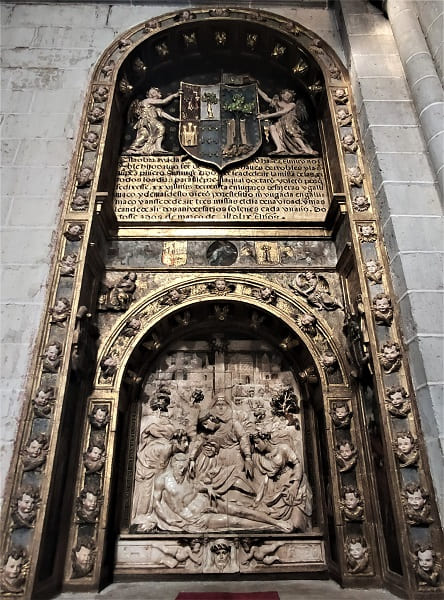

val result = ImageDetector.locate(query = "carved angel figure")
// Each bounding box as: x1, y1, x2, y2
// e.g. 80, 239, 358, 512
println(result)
252, 286, 277, 305
402, 482, 433, 526
11, 487, 40, 529
93, 85, 108, 103
413, 544, 441, 587
32, 386, 55, 418
296, 313, 317, 337
337, 107, 352, 126
60, 253, 77, 277
207, 279, 236, 295
364, 259, 383, 284
0, 548, 28, 595
64, 223, 84, 242
49, 297, 71, 327
333, 88, 348, 104
71, 193, 89, 211
393, 431, 419, 467
372, 293, 393, 326
83, 131, 99, 152
321, 350, 338, 374
385, 385, 410, 418
239, 538, 284, 567
289, 271, 342, 311
87, 106, 105, 123
342, 134, 358, 153
345, 536, 369, 574
121, 318, 141, 338
160, 287, 190, 306
335, 440, 357, 472
378, 341, 401, 373
352, 195, 370, 212
124, 87, 180, 156
42, 341, 62, 373
330, 401, 352, 429
76, 487, 101, 523
348, 166, 363, 187
98, 272, 137, 312
83, 441, 106, 474
71, 538, 96, 579
258, 87, 318, 156
21, 433, 49, 472
89, 405, 110, 429
340, 485, 364, 521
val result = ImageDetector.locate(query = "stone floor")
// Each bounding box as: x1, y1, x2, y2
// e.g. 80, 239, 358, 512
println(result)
55, 579, 401, 600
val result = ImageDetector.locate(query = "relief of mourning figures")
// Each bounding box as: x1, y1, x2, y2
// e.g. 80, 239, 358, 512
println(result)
393, 431, 419, 468
11, 487, 40, 529
130, 346, 313, 536
0, 548, 28, 595
98, 272, 137, 312
21, 433, 49, 472
401, 482, 433, 526
413, 544, 441, 587
340, 486, 364, 522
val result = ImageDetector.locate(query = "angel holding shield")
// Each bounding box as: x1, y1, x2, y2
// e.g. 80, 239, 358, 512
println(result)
257, 88, 318, 156
125, 87, 180, 155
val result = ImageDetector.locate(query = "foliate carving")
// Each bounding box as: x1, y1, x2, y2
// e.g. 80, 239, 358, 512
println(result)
60, 253, 77, 277
64, 223, 84, 242
0, 548, 28, 595
393, 431, 419, 467
207, 279, 236, 295
347, 166, 364, 187
160, 287, 191, 306
257, 88, 318, 156
76, 487, 102, 523
345, 536, 370, 574
402, 483, 433, 526
289, 272, 342, 311
336, 107, 352, 126
83, 441, 106, 474
98, 272, 137, 312
49, 297, 71, 327
413, 544, 441, 587
88, 405, 110, 430
352, 195, 370, 212
340, 486, 364, 522
93, 85, 108, 103
378, 341, 402, 373
342, 134, 358, 153
335, 440, 357, 472
71, 538, 96, 579
83, 131, 99, 152
252, 286, 277, 305
11, 486, 40, 529
333, 88, 348, 104
32, 386, 54, 418
42, 340, 62, 373
121, 318, 142, 338
330, 401, 352, 429
385, 386, 410, 418
372, 293, 393, 326
295, 314, 317, 337
364, 259, 383, 284
21, 433, 49, 472
124, 88, 180, 156
87, 106, 105, 124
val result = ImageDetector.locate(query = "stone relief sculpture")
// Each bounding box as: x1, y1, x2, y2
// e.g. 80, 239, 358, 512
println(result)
364, 259, 383, 284
83, 131, 99, 152
160, 287, 191, 306
239, 538, 284, 568
121, 318, 142, 338
257, 88, 318, 156
330, 401, 352, 429
83, 441, 106, 474
336, 107, 352, 126
402, 483, 433, 526
378, 341, 402, 374
320, 350, 338, 374
372, 293, 393, 326
333, 88, 348, 104
347, 166, 364, 187
77, 166, 93, 187
340, 486, 364, 522
76, 487, 102, 523
295, 314, 317, 338
207, 279, 236, 295
125, 87, 180, 155
385, 386, 410, 418
358, 223, 377, 243
87, 106, 105, 124
71, 538, 96, 579
49, 297, 71, 327
0, 548, 28, 595
93, 85, 109, 103
413, 544, 441, 587
289, 272, 342, 311
100, 354, 119, 380
342, 134, 358, 153
32, 386, 55, 418
11, 487, 40, 529
207, 540, 236, 573
345, 536, 369, 574
21, 433, 49, 472
252, 286, 277, 305
98, 272, 137, 312
335, 440, 357, 472
130, 342, 312, 537
64, 223, 84, 242
42, 341, 62, 373
89, 405, 110, 430
393, 431, 419, 467
60, 253, 78, 277
352, 195, 370, 212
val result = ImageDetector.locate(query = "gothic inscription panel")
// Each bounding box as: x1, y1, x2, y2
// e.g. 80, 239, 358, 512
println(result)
113, 156, 328, 222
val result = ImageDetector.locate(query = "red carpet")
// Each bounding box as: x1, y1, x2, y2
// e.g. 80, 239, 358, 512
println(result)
175, 593, 279, 600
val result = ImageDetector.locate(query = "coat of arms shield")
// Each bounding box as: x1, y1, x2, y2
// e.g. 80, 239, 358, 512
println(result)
179, 81, 261, 170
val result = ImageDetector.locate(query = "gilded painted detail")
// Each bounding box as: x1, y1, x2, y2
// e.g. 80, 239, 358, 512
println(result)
345, 536, 370, 574
393, 431, 419, 468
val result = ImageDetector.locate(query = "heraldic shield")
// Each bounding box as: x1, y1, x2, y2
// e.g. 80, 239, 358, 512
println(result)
179, 81, 262, 170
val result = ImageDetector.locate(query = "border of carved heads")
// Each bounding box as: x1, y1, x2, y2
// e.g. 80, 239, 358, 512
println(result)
93, 274, 348, 391
330, 77, 443, 591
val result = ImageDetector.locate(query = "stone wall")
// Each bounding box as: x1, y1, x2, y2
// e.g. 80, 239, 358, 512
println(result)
1, 1, 442, 519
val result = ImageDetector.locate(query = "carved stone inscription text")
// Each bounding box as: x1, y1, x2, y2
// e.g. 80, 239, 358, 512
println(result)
114, 156, 328, 222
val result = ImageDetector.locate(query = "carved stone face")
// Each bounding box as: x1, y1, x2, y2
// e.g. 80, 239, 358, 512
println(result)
4, 556, 23, 582
260, 287, 272, 299
407, 490, 426, 511
68, 224, 82, 237
389, 390, 405, 407
34, 390, 51, 407
397, 436, 413, 454
93, 408, 107, 425
343, 134, 354, 145
87, 447, 103, 462
366, 260, 378, 273
213, 547, 230, 570
82, 492, 98, 514
361, 225, 373, 237
75, 546, 92, 571
335, 406, 348, 420
339, 443, 353, 460
349, 542, 365, 560
418, 549, 434, 571
26, 440, 43, 458
215, 279, 227, 291
344, 492, 359, 510
17, 493, 35, 519
384, 344, 399, 361
171, 455, 188, 481
214, 396, 229, 417
375, 297, 390, 312
46, 344, 60, 361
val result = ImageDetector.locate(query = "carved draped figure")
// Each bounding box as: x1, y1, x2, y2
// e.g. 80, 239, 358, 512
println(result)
127, 102, 166, 156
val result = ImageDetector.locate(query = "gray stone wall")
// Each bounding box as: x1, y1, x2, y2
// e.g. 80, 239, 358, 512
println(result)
1, 1, 442, 520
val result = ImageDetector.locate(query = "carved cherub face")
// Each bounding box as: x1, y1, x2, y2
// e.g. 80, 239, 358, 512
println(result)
214, 279, 227, 291
374, 296, 390, 312
17, 493, 35, 519
354, 196, 368, 209
335, 405, 348, 420
93, 408, 108, 426
54, 298, 69, 313
397, 435, 413, 454
90, 107, 104, 118
407, 489, 426, 511
343, 134, 355, 145
366, 260, 379, 273
339, 442, 353, 459
344, 491, 359, 510
34, 389, 52, 407
75, 546, 92, 570
26, 439, 43, 459
68, 224, 82, 237
335, 89, 346, 100
169, 289, 180, 301
260, 287, 273, 299
389, 389, 406, 408
82, 492, 98, 514
46, 344, 60, 361
337, 108, 348, 120
87, 446, 103, 462
301, 314, 315, 327
64, 254, 76, 266
4, 556, 23, 582
361, 225, 373, 237
418, 549, 434, 571
383, 343, 400, 362
349, 542, 365, 560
